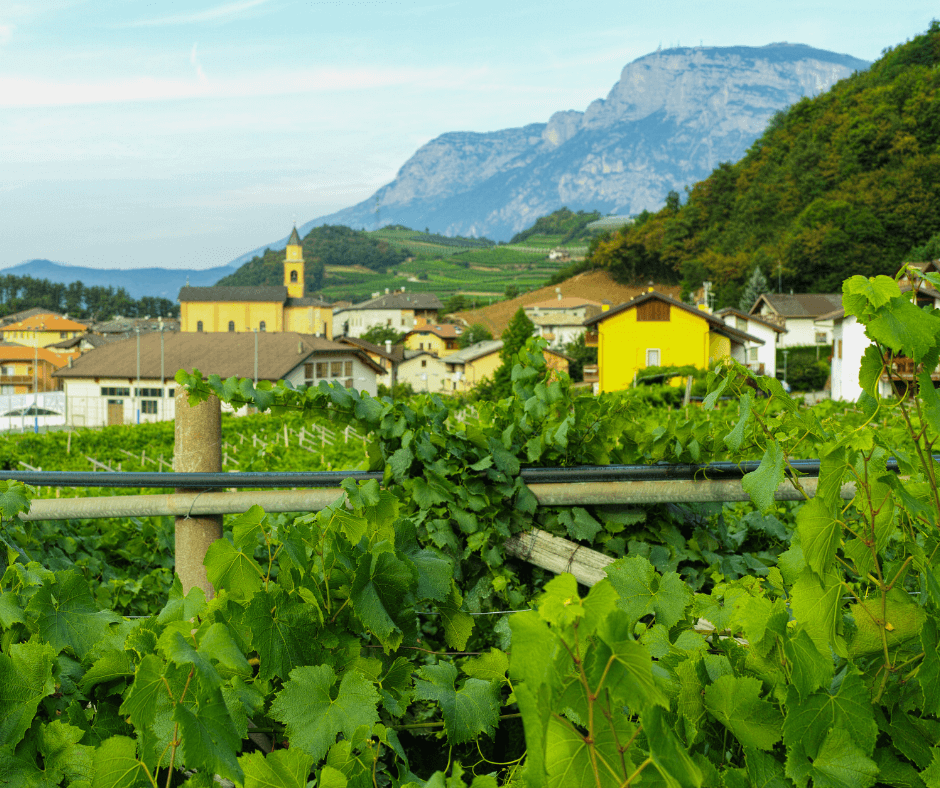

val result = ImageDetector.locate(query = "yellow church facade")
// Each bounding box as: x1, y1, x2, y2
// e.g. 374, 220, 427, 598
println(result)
179, 227, 333, 338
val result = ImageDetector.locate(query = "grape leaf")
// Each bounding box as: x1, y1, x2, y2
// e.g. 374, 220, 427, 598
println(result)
37, 720, 93, 785
703, 675, 783, 751
25, 570, 121, 660
203, 537, 263, 601
796, 497, 840, 577
438, 584, 474, 651
174, 685, 244, 784
789, 568, 844, 656
606, 555, 691, 628
462, 649, 509, 683
793, 727, 878, 788
350, 550, 415, 651
90, 734, 150, 788
240, 748, 316, 788
270, 665, 380, 763
230, 505, 267, 553
415, 662, 500, 744
0, 641, 55, 749
783, 628, 834, 700
0, 480, 30, 519
243, 589, 318, 681
742, 442, 784, 514
644, 705, 704, 788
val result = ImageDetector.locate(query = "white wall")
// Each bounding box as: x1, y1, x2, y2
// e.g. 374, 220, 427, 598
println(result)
283, 355, 378, 398
337, 309, 414, 338
397, 355, 447, 392
830, 316, 868, 402
64, 377, 176, 428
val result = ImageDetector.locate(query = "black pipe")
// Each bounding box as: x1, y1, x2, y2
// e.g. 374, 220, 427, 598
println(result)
0, 456, 931, 489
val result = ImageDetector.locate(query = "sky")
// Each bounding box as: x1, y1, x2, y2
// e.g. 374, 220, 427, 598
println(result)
0, 1, 936, 272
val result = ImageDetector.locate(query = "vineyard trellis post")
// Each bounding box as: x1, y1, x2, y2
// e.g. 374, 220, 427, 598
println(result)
173, 387, 223, 598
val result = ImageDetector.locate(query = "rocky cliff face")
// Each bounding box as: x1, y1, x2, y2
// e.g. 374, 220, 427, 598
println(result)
308, 43, 869, 241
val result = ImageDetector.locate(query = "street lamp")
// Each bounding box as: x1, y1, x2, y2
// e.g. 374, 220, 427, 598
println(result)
783, 349, 789, 390
247, 328, 258, 386
136, 327, 141, 424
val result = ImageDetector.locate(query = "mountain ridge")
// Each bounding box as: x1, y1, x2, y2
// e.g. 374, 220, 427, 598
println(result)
305, 42, 869, 242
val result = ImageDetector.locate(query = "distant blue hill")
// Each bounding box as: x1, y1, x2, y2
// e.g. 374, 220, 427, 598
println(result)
0, 260, 238, 301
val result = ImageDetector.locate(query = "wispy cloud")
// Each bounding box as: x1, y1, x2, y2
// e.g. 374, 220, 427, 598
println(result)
0, 23, 13, 44
190, 43, 208, 83
0, 63, 480, 108
118, 0, 271, 28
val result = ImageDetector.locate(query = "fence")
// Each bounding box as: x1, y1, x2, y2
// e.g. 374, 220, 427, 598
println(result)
0, 390, 867, 598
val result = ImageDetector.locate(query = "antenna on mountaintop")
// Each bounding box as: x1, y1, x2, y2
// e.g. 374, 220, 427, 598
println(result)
375, 195, 381, 231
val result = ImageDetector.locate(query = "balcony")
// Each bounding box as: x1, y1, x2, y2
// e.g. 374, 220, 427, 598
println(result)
584, 330, 599, 347
884, 357, 940, 380
0, 374, 34, 386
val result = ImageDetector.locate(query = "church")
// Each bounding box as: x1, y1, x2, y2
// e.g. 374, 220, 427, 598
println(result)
178, 227, 333, 338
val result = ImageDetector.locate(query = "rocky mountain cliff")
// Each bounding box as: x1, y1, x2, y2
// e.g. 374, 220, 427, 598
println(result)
307, 44, 868, 242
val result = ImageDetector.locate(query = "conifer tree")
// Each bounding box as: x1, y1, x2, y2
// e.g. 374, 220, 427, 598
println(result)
491, 308, 536, 397
738, 266, 769, 312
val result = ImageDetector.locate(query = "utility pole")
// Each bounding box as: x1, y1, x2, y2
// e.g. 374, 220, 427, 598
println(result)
136, 327, 141, 424
160, 322, 165, 422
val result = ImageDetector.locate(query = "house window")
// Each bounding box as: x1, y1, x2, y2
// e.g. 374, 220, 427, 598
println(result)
101, 387, 131, 396
135, 388, 163, 397
646, 349, 661, 367
331, 361, 343, 377
735, 317, 748, 332
815, 331, 827, 344
419, 342, 424, 350
637, 301, 669, 321
421, 360, 427, 368
290, 270, 298, 283
228, 321, 235, 332
141, 400, 158, 415
316, 362, 328, 378
197, 321, 203, 332
748, 347, 758, 362
838, 340, 843, 359
344, 361, 353, 377
259, 321, 266, 332
60, 331, 68, 338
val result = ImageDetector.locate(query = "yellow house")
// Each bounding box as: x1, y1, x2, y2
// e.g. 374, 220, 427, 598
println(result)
584, 291, 763, 393
442, 339, 570, 393
0, 346, 67, 394
179, 227, 333, 338
0, 313, 87, 348
404, 323, 463, 357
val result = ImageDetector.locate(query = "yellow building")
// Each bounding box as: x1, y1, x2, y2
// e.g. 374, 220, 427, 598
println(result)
0, 313, 87, 348
442, 339, 570, 393
584, 291, 762, 393
0, 346, 67, 394
404, 323, 463, 357
179, 227, 333, 338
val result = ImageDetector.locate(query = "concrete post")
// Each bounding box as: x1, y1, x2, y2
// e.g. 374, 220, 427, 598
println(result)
174, 388, 222, 598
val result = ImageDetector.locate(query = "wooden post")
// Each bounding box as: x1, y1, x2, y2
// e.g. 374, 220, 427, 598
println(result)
174, 388, 222, 599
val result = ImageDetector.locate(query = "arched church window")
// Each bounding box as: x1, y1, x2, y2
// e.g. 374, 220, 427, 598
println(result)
197, 321, 203, 332
228, 321, 235, 332
290, 270, 298, 283
259, 321, 266, 332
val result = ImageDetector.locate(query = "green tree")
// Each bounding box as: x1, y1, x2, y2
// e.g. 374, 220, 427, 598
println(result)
738, 266, 769, 311
361, 325, 406, 345
564, 332, 597, 382
907, 230, 940, 262
491, 308, 536, 397
458, 323, 493, 349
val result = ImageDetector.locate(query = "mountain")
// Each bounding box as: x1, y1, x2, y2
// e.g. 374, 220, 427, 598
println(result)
0, 260, 238, 301
583, 23, 940, 305
304, 43, 868, 242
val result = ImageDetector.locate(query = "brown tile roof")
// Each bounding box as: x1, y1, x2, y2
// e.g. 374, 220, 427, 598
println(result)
337, 336, 396, 361
0, 346, 70, 366
286, 296, 331, 308
342, 292, 443, 311
54, 332, 384, 380
408, 323, 461, 339
0, 307, 64, 325
749, 293, 843, 318
1, 314, 88, 332
179, 286, 288, 303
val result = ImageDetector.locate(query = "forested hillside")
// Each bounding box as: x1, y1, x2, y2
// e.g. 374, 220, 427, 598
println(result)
0, 273, 175, 320
586, 23, 940, 306
216, 225, 411, 292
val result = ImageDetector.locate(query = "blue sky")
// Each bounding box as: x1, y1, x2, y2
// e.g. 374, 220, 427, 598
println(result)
0, 1, 936, 271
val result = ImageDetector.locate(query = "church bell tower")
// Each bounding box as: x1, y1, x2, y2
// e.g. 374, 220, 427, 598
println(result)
284, 225, 305, 299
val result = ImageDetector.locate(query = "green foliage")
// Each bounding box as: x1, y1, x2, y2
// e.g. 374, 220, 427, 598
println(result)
9, 270, 940, 785
458, 324, 493, 349
361, 324, 406, 345
738, 266, 769, 311
509, 207, 603, 245
491, 309, 536, 398
0, 274, 175, 321
563, 332, 596, 382
584, 24, 940, 304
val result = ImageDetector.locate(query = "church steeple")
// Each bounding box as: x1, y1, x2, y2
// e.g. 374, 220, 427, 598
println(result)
284, 225, 305, 299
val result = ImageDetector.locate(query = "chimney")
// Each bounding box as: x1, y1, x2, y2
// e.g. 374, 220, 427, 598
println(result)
602, 300, 610, 312
556, 287, 562, 301
385, 339, 392, 355
297, 341, 303, 354
67, 356, 72, 368
385, 288, 390, 295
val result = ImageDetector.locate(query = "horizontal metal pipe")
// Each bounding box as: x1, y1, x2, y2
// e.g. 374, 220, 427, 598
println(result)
20, 476, 859, 521
4, 456, 929, 490
21, 488, 348, 521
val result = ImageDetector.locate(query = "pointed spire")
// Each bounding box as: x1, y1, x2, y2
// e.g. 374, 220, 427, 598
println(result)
288, 225, 302, 246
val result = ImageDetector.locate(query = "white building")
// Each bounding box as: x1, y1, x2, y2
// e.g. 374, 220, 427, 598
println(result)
334, 290, 443, 339
822, 281, 940, 402
396, 350, 448, 393
749, 293, 843, 348
53, 332, 383, 428
524, 296, 602, 349
715, 308, 787, 378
